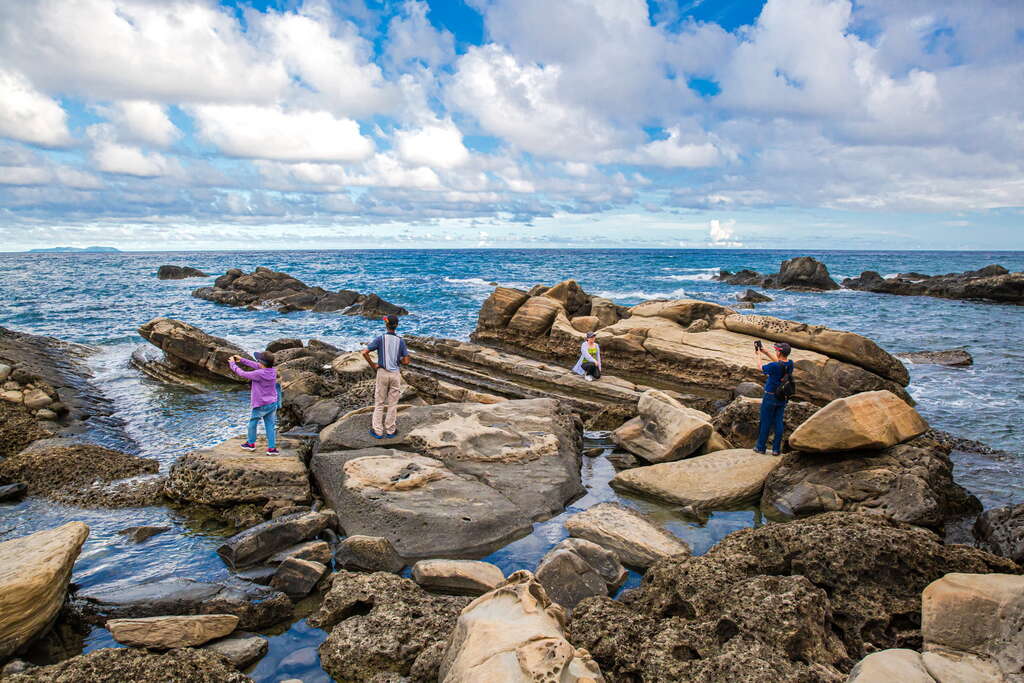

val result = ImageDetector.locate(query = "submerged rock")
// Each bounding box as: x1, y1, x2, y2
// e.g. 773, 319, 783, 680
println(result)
192, 266, 408, 318
438, 570, 605, 682
157, 265, 208, 279
3, 647, 252, 682
568, 512, 1019, 681
611, 449, 781, 509
842, 264, 1024, 304
896, 348, 974, 367
201, 631, 269, 670
762, 435, 981, 528
309, 571, 470, 682
974, 502, 1024, 564
0, 522, 89, 659
564, 502, 690, 569
106, 614, 238, 649
117, 525, 170, 543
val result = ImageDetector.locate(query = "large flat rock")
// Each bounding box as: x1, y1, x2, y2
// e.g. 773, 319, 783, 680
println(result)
164, 435, 310, 506
611, 448, 780, 508
217, 510, 334, 568
107, 614, 238, 649
789, 390, 928, 452
0, 522, 89, 658
564, 502, 690, 569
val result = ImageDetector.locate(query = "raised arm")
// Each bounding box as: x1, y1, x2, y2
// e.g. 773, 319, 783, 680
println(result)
228, 359, 261, 379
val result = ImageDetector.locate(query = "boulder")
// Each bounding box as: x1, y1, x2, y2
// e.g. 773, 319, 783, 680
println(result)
974, 503, 1024, 564
411, 560, 505, 595
611, 449, 781, 508
266, 337, 303, 353
106, 614, 238, 649
507, 296, 564, 335
733, 381, 763, 398
216, 510, 334, 568
569, 512, 1019, 682
610, 390, 712, 464
309, 571, 470, 682
722, 314, 908, 385
157, 265, 208, 279
553, 538, 627, 592
628, 298, 734, 326
774, 256, 839, 290
0, 522, 89, 658
788, 390, 928, 452
842, 265, 1024, 304
896, 348, 974, 367
335, 535, 405, 573
922, 573, 1024, 679
22, 388, 52, 410
202, 631, 269, 669
164, 435, 310, 507
737, 289, 773, 303
137, 317, 245, 383
271, 557, 327, 600
266, 540, 332, 567
438, 571, 605, 682
477, 287, 530, 329
847, 649, 935, 682
711, 396, 819, 450
72, 577, 292, 631
118, 525, 170, 543
3, 647, 251, 683
535, 541, 622, 610
762, 436, 981, 528
564, 502, 690, 568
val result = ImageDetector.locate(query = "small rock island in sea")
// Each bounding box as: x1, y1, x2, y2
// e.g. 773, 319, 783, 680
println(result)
1, 275, 1022, 682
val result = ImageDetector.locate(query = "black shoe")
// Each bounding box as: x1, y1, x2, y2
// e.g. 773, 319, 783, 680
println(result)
752, 448, 766, 454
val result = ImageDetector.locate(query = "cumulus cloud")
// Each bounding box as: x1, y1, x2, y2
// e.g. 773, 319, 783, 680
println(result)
88, 123, 178, 177
0, 69, 72, 147
708, 218, 742, 247
99, 101, 180, 148
386, 0, 455, 68
189, 105, 375, 162
395, 120, 469, 169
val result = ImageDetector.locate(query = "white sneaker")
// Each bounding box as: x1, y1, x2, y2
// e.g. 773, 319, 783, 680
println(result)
585, 376, 594, 382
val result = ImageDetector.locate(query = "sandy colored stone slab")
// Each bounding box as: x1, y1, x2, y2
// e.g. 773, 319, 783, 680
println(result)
0, 522, 89, 658
107, 614, 238, 649
412, 559, 505, 595
610, 389, 712, 464
789, 390, 928, 452
611, 448, 780, 508
847, 649, 935, 682
565, 502, 689, 569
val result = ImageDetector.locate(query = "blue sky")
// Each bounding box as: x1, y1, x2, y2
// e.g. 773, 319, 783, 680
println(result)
0, 0, 1022, 250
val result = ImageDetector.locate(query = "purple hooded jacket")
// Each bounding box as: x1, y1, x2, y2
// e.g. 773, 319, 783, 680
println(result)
229, 358, 279, 408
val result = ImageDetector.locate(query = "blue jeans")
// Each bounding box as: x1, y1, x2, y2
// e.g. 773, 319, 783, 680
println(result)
756, 393, 787, 453
247, 402, 277, 449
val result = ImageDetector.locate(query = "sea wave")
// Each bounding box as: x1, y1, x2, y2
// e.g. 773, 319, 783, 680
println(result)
595, 287, 688, 301
655, 266, 720, 282
444, 276, 496, 287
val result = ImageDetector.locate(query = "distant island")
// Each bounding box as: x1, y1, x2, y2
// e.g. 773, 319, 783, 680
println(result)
27, 246, 121, 253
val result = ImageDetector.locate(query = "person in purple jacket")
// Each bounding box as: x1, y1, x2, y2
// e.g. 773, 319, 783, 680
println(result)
229, 351, 281, 455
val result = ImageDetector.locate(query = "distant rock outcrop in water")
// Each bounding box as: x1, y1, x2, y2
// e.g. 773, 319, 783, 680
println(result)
192, 267, 408, 317
842, 264, 1024, 304
157, 265, 207, 280
715, 256, 840, 291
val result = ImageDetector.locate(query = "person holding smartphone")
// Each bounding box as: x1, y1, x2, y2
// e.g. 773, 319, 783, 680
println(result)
752, 340, 793, 455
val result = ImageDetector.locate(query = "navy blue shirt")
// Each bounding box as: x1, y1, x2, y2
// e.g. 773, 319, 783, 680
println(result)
762, 360, 794, 394
367, 333, 409, 372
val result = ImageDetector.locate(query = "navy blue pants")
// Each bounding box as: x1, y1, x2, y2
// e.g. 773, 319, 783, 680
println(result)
756, 393, 787, 453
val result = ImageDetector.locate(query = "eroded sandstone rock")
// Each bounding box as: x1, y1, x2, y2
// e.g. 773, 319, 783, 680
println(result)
712, 396, 819, 450
3, 647, 252, 683
335, 535, 405, 573
610, 390, 712, 463
411, 560, 505, 595
564, 502, 690, 569
0, 522, 89, 659
788, 390, 928, 452
106, 614, 238, 649
137, 317, 245, 383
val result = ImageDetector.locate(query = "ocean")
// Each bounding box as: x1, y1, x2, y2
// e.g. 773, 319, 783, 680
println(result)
1, 248, 1022, 681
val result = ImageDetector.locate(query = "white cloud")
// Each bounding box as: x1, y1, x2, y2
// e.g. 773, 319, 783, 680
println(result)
385, 0, 455, 68
0, 69, 72, 147
395, 120, 469, 169
100, 101, 180, 148
622, 127, 724, 168
190, 105, 375, 162
708, 218, 742, 247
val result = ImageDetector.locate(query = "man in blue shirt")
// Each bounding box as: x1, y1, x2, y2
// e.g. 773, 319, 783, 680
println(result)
362, 314, 410, 438
753, 341, 794, 455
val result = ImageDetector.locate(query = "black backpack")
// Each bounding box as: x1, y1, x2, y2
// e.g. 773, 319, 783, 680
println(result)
774, 362, 796, 400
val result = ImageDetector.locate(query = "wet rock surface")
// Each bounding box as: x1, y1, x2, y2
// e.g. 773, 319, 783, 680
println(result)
4, 647, 252, 682
308, 571, 470, 682
974, 502, 1024, 564
716, 256, 840, 291
565, 502, 690, 569
106, 614, 238, 649
896, 348, 974, 367
216, 510, 334, 568
762, 435, 981, 528
192, 266, 408, 317
569, 512, 1020, 682
842, 264, 1024, 304
157, 265, 208, 279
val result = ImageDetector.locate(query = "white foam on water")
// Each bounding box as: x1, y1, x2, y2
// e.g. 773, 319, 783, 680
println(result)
443, 276, 495, 287
594, 287, 689, 301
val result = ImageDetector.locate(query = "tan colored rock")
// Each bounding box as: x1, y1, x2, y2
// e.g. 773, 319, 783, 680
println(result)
611, 390, 712, 463
0, 522, 90, 658
438, 570, 605, 682
507, 296, 564, 335
107, 614, 238, 649
35, 408, 58, 421
330, 352, 373, 380
477, 287, 530, 329
847, 649, 935, 682
789, 390, 928, 452
137, 317, 245, 383
412, 560, 505, 595
698, 430, 733, 455
723, 313, 909, 385
543, 279, 590, 315
565, 502, 690, 568
610, 449, 780, 508
551, 311, 586, 341
922, 573, 1024, 677
21, 389, 52, 410
922, 649, 1004, 683
571, 316, 601, 333
589, 297, 621, 328
1, 390, 22, 403
628, 299, 734, 326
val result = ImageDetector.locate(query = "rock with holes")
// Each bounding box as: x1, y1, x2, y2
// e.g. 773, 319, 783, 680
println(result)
712, 396, 819, 450
568, 512, 1018, 682
565, 502, 690, 569
309, 571, 470, 682
610, 390, 713, 464
974, 502, 1024, 564
438, 570, 605, 682
2, 647, 252, 683
411, 560, 505, 595
611, 448, 780, 509
788, 390, 928, 453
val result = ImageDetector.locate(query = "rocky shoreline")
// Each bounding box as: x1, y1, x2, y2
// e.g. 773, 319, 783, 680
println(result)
2, 283, 1023, 682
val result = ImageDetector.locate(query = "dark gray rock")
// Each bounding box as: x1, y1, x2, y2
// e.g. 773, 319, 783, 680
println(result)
606, 451, 641, 471
0, 482, 28, 501
737, 289, 773, 303
554, 537, 627, 592
717, 257, 839, 291
157, 265, 207, 279
842, 265, 1024, 304
266, 338, 303, 353
267, 540, 332, 566
335, 535, 405, 573
271, 557, 327, 600
72, 577, 292, 630
974, 502, 1024, 563
201, 631, 269, 669
896, 348, 973, 367
117, 525, 170, 543
216, 511, 333, 568
536, 548, 608, 610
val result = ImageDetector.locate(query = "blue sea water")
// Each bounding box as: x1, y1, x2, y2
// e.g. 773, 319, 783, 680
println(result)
1, 248, 1022, 680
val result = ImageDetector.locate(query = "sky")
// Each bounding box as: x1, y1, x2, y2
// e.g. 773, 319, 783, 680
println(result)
0, 0, 1022, 251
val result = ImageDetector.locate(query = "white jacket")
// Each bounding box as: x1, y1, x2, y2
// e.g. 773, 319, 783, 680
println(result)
572, 340, 601, 375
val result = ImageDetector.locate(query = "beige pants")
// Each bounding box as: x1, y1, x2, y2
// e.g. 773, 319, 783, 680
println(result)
372, 368, 402, 435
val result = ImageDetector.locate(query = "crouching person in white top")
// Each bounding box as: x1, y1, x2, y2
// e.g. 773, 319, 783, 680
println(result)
572, 331, 602, 381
